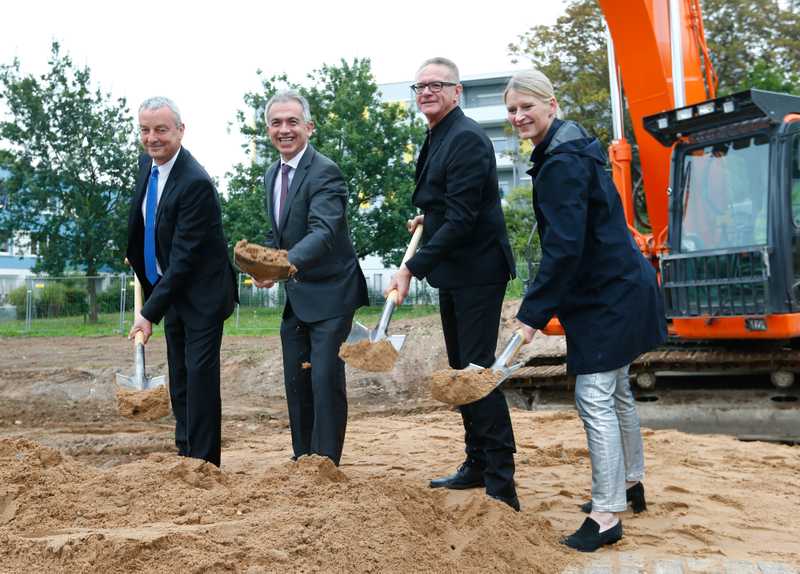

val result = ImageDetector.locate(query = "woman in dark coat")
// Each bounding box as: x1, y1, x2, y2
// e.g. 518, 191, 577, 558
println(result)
506, 69, 667, 552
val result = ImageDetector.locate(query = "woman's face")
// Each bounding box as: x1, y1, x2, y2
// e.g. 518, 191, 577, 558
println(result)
505, 89, 556, 146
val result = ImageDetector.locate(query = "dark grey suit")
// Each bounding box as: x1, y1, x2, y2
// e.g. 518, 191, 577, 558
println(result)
264, 144, 368, 465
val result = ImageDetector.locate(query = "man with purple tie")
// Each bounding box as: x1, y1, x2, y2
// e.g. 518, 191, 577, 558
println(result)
253, 91, 367, 466
126, 97, 237, 467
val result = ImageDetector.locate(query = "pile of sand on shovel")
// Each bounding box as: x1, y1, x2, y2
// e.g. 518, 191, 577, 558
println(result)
234, 240, 292, 282
116, 385, 171, 421
430, 368, 501, 406
339, 339, 399, 372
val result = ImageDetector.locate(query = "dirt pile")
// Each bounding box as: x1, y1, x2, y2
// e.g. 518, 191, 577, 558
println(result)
430, 368, 500, 405
116, 386, 171, 421
339, 339, 399, 372
0, 436, 575, 573
234, 240, 292, 282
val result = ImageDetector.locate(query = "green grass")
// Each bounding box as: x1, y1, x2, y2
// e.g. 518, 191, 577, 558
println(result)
0, 304, 441, 338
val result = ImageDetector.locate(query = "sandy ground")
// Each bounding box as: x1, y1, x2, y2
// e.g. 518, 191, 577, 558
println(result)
0, 310, 799, 573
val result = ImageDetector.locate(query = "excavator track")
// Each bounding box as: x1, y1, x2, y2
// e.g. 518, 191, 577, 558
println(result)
504, 346, 800, 444
507, 346, 800, 388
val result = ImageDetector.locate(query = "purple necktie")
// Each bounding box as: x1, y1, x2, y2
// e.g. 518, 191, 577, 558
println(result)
278, 163, 291, 227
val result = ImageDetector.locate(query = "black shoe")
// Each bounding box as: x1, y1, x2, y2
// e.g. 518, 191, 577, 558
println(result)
489, 494, 520, 512
561, 517, 623, 552
580, 482, 647, 514
429, 463, 485, 490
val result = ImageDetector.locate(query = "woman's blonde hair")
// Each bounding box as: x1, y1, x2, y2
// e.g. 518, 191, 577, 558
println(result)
504, 69, 562, 118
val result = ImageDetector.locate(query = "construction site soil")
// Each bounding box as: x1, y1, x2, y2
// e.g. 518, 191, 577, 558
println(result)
0, 303, 798, 573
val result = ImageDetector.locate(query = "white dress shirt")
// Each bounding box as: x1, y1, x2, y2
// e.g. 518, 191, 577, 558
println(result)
141, 147, 181, 275
273, 144, 308, 226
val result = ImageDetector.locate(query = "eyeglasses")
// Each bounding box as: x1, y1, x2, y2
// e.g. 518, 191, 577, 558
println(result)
410, 81, 458, 94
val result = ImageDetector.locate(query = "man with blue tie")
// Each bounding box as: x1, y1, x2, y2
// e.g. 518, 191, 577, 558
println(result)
126, 97, 237, 467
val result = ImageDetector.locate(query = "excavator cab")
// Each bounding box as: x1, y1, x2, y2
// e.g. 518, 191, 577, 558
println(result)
644, 89, 800, 340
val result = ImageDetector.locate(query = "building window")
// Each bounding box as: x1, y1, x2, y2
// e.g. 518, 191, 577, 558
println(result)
463, 84, 506, 108
491, 137, 510, 154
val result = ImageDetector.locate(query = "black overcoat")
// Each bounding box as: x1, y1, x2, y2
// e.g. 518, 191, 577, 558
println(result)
516, 120, 667, 374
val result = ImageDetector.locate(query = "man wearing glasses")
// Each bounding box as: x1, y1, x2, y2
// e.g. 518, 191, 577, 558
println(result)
386, 57, 519, 511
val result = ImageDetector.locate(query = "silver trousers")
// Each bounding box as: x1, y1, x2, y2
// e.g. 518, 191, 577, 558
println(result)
575, 365, 645, 513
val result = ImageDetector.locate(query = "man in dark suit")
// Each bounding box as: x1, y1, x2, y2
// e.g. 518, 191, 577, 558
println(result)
127, 97, 237, 467
253, 90, 368, 466
387, 58, 519, 511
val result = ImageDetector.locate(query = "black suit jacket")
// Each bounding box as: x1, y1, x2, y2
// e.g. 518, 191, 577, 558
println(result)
126, 148, 237, 329
405, 107, 515, 288
264, 145, 368, 323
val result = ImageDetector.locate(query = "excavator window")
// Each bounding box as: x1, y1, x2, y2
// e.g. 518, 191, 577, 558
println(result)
678, 136, 769, 253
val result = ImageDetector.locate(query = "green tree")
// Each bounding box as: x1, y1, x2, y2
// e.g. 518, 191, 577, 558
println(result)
702, 0, 800, 94
0, 42, 138, 322
224, 58, 426, 265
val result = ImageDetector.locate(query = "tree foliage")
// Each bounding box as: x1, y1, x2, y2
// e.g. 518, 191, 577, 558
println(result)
0, 42, 138, 321
702, 0, 800, 94
224, 58, 426, 265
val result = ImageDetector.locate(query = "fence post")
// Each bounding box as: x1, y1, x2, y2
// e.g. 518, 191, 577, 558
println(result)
235, 272, 241, 329
25, 276, 32, 332
119, 272, 127, 335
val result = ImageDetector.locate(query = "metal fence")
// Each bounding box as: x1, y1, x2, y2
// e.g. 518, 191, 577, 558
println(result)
0, 270, 443, 335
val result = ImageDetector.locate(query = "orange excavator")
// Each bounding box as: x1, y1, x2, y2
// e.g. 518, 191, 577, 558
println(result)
517, 0, 800, 391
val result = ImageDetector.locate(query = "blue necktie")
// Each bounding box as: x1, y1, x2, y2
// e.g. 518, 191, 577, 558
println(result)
144, 165, 160, 285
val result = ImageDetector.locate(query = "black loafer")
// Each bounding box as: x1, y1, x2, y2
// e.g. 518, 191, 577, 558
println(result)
429, 464, 485, 490
580, 482, 647, 514
561, 518, 623, 552
489, 494, 521, 512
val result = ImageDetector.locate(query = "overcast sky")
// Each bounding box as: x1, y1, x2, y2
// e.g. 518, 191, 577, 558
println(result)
1, 0, 566, 192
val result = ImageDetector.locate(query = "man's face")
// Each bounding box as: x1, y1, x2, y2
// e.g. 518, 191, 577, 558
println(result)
139, 107, 184, 165
267, 100, 314, 161
414, 64, 462, 126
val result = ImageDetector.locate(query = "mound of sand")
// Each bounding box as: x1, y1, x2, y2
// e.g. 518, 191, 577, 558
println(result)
116, 386, 171, 421
0, 436, 574, 573
430, 368, 500, 405
339, 339, 399, 372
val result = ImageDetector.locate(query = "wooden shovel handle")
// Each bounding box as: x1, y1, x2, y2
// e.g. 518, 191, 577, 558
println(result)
132, 269, 145, 346
387, 225, 424, 304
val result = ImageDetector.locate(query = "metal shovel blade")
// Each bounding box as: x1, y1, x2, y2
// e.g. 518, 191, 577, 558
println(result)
116, 341, 167, 390
345, 321, 372, 345
460, 331, 527, 402
385, 334, 406, 352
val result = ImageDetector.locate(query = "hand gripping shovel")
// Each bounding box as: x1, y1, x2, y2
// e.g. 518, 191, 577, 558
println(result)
116, 273, 166, 390
340, 224, 424, 372
431, 330, 526, 406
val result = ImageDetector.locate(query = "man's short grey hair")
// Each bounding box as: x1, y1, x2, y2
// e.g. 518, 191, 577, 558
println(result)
265, 90, 312, 123
416, 57, 460, 82
139, 97, 183, 126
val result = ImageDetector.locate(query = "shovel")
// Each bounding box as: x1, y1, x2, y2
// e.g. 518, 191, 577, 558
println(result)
116, 273, 166, 391
431, 330, 527, 406
341, 224, 423, 370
